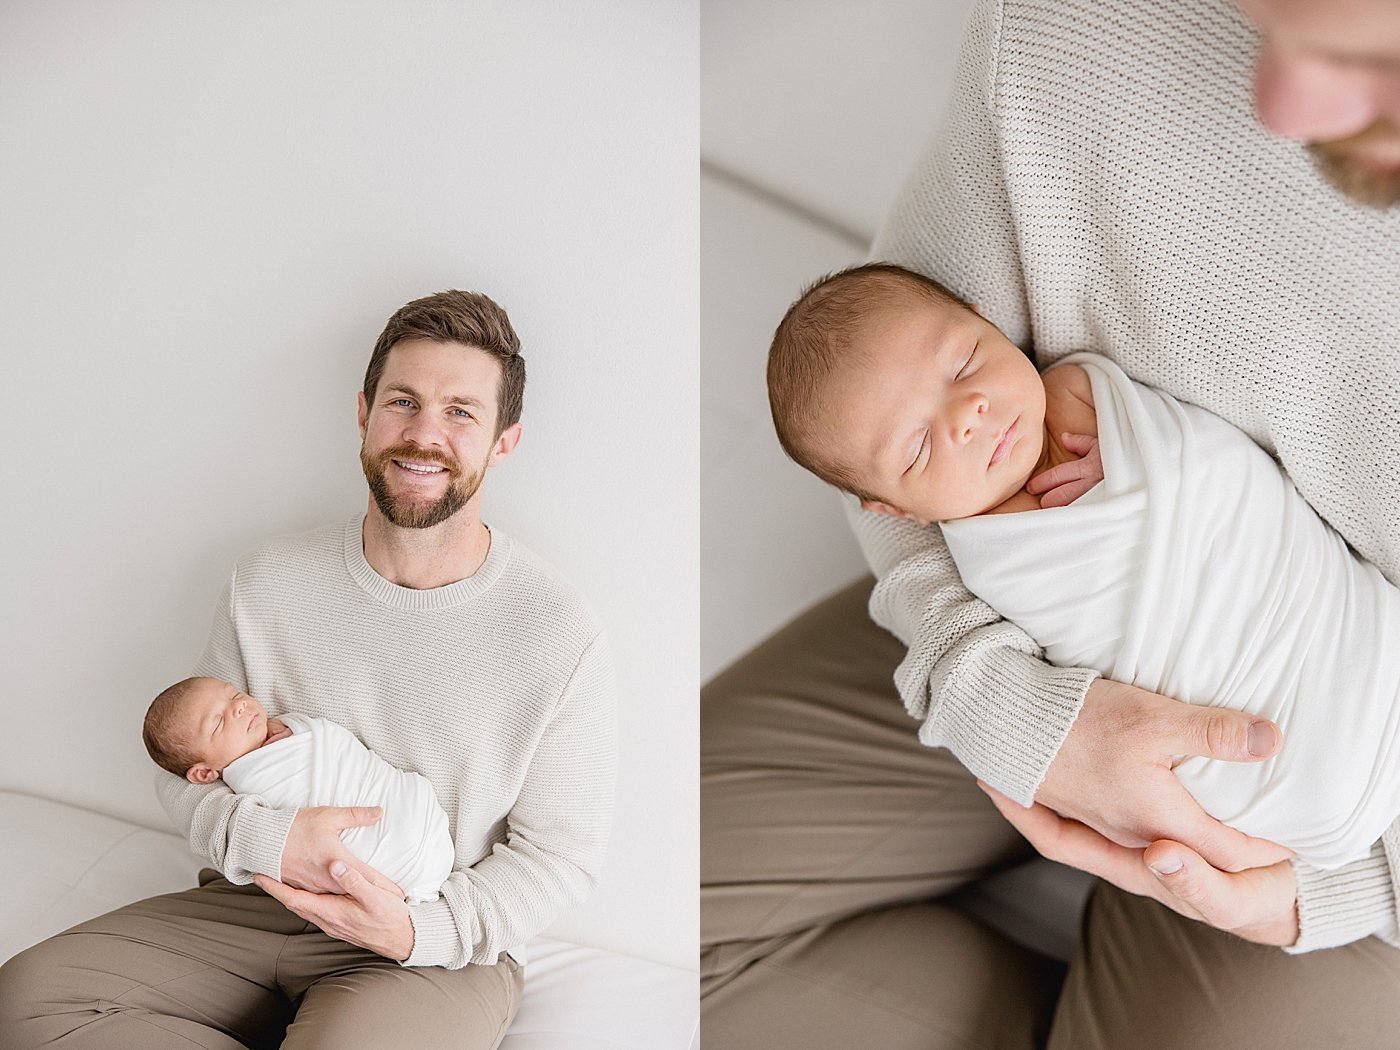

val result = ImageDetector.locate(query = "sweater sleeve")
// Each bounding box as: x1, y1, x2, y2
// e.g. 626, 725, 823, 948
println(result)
1288, 833, 1399, 953
154, 571, 298, 883
860, 0, 1098, 804
403, 633, 617, 968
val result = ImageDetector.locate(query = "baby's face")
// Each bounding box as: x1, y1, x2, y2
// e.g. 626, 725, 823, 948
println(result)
175, 680, 272, 778
824, 295, 1046, 523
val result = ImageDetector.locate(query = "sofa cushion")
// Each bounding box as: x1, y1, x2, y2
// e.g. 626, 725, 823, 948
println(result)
0, 791, 696, 1049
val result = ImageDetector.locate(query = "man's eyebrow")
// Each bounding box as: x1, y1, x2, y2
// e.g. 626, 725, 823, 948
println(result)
382, 383, 486, 408
445, 393, 487, 409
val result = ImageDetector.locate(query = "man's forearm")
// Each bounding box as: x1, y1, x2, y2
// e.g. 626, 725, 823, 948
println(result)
847, 500, 1096, 802
155, 769, 296, 883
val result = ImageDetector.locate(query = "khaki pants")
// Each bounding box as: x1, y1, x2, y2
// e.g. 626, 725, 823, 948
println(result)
0, 871, 521, 1050
701, 578, 1400, 1049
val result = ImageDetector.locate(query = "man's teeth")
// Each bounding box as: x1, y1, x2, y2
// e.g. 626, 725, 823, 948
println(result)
398, 462, 446, 474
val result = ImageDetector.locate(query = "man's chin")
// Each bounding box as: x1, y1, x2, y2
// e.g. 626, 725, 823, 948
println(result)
1308, 142, 1400, 209
377, 497, 466, 530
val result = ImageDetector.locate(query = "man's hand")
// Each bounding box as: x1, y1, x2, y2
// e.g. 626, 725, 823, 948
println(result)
1037, 678, 1293, 871
980, 782, 1300, 946
256, 862, 416, 961
279, 806, 404, 896
1027, 432, 1103, 508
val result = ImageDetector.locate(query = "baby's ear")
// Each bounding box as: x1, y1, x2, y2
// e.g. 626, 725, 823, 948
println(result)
186, 764, 220, 785
859, 498, 920, 522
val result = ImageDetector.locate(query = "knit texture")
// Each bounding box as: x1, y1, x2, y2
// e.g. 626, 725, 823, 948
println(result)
855, 0, 1400, 948
155, 516, 616, 968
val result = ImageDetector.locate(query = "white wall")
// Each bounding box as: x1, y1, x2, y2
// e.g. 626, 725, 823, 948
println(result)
0, 0, 697, 970
703, 0, 977, 242
700, 0, 976, 679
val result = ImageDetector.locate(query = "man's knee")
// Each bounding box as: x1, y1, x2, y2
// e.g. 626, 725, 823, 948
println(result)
0, 937, 89, 1043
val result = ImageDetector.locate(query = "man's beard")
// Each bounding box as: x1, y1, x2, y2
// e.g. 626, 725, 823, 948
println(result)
1308, 119, 1400, 209
360, 443, 485, 530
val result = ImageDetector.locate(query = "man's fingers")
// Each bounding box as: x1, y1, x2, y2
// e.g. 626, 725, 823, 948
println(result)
1154, 794, 1294, 871
979, 782, 1159, 894
1144, 841, 1241, 927
338, 856, 404, 897
1174, 707, 1281, 762
336, 806, 384, 828
256, 874, 317, 914
332, 861, 401, 901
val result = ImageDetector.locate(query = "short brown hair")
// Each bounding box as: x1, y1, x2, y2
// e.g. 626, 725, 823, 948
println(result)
364, 290, 526, 437
143, 677, 206, 778
767, 262, 970, 500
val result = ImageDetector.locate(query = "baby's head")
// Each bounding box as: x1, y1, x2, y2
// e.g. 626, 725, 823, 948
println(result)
767, 263, 1047, 523
143, 677, 273, 784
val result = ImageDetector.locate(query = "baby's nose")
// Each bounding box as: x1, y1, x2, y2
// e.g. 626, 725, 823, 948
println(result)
956, 397, 988, 440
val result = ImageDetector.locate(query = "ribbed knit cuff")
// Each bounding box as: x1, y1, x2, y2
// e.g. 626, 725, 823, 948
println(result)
403, 896, 461, 968
920, 640, 1097, 806
1288, 845, 1397, 953
225, 804, 297, 884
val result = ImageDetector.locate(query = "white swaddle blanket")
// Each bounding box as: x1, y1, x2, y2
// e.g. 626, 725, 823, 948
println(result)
223, 713, 455, 901
940, 353, 1400, 869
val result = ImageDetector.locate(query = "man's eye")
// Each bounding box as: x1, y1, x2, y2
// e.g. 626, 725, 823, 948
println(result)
450, 408, 473, 419
392, 399, 413, 408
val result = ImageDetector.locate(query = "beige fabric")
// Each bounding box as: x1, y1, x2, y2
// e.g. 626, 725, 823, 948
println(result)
702, 581, 1400, 1048
162, 516, 615, 968
0, 871, 522, 1050
855, 0, 1400, 947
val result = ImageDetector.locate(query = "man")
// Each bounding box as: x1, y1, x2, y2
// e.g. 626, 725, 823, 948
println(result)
0, 291, 616, 1049
701, 0, 1400, 1047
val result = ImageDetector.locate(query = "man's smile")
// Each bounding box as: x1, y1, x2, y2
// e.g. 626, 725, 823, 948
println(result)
394, 459, 450, 476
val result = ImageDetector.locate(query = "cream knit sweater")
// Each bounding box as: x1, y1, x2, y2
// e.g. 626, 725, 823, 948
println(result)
156, 516, 616, 968
853, 0, 1400, 951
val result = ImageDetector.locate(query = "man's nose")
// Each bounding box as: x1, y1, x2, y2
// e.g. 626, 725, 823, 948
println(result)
400, 411, 447, 449
1254, 44, 1380, 141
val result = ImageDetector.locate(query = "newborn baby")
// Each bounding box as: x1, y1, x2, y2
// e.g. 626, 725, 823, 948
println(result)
143, 677, 455, 901
766, 262, 1400, 869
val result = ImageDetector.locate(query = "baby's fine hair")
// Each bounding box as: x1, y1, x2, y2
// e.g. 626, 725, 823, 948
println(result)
766, 262, 971, 501
143, 677, 206, 778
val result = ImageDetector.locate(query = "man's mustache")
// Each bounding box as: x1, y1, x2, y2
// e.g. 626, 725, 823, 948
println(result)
370, 445, 462, 477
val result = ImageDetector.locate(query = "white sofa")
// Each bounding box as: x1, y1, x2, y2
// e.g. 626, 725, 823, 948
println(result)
0, 791, 698, 1049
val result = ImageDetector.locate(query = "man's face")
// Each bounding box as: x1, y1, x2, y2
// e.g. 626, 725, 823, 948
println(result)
826, 295, 1047, 525
358, 338, 520, 530
1239, 0, 1400, 207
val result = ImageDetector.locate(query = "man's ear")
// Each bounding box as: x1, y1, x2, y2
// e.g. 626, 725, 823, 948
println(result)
858, 498, 922, 522
357, 391, 369, 440
487, 422, 523, 467
186, 764, 220, 785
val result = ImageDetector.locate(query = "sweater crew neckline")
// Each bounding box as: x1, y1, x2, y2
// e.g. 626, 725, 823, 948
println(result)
341, 515, 511, 610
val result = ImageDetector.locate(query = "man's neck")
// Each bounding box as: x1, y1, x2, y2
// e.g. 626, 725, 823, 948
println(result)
361, 501, 493, 590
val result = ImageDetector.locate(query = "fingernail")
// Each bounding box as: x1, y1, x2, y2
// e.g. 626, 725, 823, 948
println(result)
331, 861, 347, 877
1150, 855, 1183, 876
1248, 721, 1278, 757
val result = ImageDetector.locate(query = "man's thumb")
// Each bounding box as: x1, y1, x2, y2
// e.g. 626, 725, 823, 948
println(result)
350, 806, 384, 826
1190, 710, 1280, 761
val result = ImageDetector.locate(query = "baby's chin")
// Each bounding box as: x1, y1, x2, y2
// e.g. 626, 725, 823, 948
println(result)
260, 718, 293, 748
